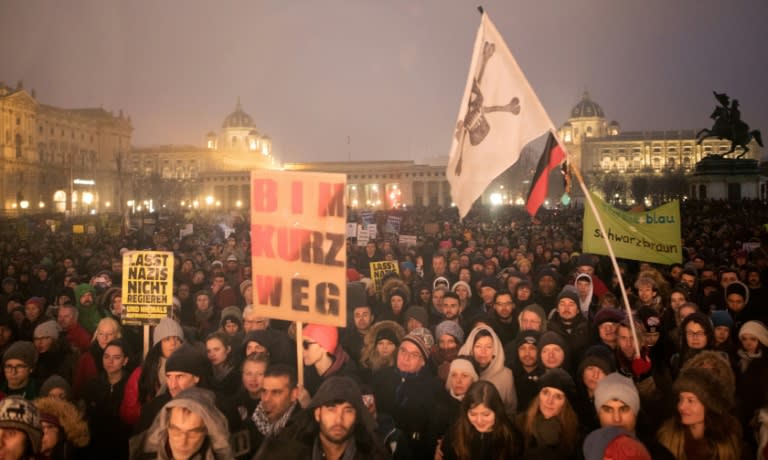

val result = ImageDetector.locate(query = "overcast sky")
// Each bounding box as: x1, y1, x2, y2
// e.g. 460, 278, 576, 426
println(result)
2, 0, 766, 163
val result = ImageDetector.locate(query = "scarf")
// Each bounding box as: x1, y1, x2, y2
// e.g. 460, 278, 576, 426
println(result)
252, 401, 296, 437
532, 411, 562, 447
212, 362, 234, 383
194, 307, 214, 325
737, 348, 762, 373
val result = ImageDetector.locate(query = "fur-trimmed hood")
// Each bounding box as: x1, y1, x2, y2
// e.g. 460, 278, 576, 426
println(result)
363, 320, 406, 350
34, 396, 90, 448
380, 277, 411, 305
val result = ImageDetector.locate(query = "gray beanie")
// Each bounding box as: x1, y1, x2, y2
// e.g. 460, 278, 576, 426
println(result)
40, 374, 72, 400
593, 372, 640, 415
33, 320, 60, 340
435, 320, 465, 345
153, 317, 185, 346
3, 341, 38, 368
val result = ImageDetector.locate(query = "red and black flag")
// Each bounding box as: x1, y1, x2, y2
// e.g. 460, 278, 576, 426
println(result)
525, 132, 565, 216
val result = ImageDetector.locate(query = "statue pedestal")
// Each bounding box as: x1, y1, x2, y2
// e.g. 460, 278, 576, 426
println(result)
690, 156, 765, 200
693, 156, 759, 176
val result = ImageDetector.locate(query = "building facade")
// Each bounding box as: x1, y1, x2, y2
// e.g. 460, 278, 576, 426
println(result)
0, 81, 132, 215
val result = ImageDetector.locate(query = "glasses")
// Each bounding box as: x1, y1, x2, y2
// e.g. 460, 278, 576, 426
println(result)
398, 348, 423, 360
686, 330, 707, 338
303, 341, 317, 350
4, 364, 29, 373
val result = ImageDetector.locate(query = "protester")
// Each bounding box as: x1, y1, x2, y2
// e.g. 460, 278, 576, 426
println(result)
0, 396, 43, 460
458, 325, 517, 417
34, 396, 90, 460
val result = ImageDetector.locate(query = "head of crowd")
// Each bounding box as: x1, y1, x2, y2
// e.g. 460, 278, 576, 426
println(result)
0, 200, 766, 459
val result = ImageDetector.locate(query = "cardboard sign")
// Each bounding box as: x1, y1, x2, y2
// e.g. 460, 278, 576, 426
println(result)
367, 223, 378, 240
121, 251, 174, 326
356, 226, 369, 247
250, 171, 347, 328
346, 223, 358, 238
370, 261, 400, 292
399, 234, 417, 247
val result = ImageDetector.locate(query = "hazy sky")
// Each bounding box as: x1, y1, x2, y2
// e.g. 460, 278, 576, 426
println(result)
2, 0, 766, 163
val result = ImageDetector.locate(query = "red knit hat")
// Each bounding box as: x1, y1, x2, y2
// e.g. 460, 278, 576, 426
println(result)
303, 324, 339, 354
603, 434, 651, 460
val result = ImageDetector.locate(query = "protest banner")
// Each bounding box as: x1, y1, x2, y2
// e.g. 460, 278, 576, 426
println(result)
121, 251, 174, 326
386, 215, 402, 234
370, 261, 400, 292
356, 226, 369, 247
399, 234, 417, 247
346, 223, 358, 239
582, 192, 682, 265
250, 170, 347, 328
367, 223, 378, 240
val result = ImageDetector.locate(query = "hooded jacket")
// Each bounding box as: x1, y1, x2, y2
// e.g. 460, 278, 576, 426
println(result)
129, 387, 233, 460
458, 325, 517, 417
74, 284, 105, 334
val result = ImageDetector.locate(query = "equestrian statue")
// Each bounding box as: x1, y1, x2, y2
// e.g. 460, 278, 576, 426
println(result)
696, 91, 763, 158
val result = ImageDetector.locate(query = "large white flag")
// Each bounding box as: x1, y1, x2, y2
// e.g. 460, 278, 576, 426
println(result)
447, 12, 556, 219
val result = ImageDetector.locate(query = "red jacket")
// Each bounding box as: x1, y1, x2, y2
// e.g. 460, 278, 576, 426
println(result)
64, 323, 92, 354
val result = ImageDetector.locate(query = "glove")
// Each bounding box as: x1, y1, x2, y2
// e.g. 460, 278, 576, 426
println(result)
631, 356, 652, 377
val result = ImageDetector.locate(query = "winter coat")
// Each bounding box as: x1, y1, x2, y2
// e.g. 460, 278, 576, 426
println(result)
372, 365, 442, 459
83, 372, 131, 460
129, 387, 234, 460
459, 325, 517, 417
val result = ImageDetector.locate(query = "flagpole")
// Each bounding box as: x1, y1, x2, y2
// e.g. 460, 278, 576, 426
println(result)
554, 133, 642, 359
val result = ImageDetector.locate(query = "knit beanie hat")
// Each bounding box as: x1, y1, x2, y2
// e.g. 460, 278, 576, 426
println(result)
479, 277, 499, 290
34, 320, 60, 340
451, 281, 472, 298
537, 368, 577, 403
239, 280, 252, 297
0, 396, 42, 453
347, 282, 368, 312
593, 308, 626, 326
593, 372, 640, 415
375, 328, 400, 346
166, 343, 209, 378
153, 317, 185, 346
25, 296, 45, 311
40, 375, 72, 400
512, 331, 541, 359
539, 331, 568, 354
404, 306, 428, 327
304, 324, 339, 354
433, 277, 451, 290
402, 327, 435, 361
435, 320, 465, 345
674, 367, 733, 415
738, 320, 768, 347
583, 426, 650, 460
3, 341, 38, 368
711, 310, 734, 329
557, 285, 580, 306
578, 345, 617, 378
445, 356, 479, 392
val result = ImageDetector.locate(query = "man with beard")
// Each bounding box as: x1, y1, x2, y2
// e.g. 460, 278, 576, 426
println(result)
485, 290, 519, 346
261, 376, 388, 460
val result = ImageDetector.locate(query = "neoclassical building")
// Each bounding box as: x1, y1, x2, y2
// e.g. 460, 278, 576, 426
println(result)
558, 92, 760, 175
128, 101, 450, 211
0, 81, 132, 215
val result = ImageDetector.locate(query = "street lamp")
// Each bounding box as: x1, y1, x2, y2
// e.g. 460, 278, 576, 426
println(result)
19, 200, 29, 210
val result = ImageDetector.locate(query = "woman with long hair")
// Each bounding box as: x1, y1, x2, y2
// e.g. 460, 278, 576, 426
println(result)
458, 325, 517, 417
657, 367, 742, 460
82, 338, 133, 460
441, 380, 519, 460
359, 320, 405, 382
206, 330, 239, 393
72, 317, 121, 399
516, 368, 582, 459
119, 317, 184, 426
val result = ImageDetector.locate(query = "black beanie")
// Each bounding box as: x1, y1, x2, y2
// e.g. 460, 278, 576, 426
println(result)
166, 343, 210, 378
375, 328, 400, 346
538, 368, 577, 403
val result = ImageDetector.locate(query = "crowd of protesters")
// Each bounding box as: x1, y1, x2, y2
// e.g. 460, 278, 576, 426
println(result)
0, 198, 766, 459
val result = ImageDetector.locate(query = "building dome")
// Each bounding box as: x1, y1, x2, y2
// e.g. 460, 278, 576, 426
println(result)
570, 92, 605, 118
222, 98, 256, 129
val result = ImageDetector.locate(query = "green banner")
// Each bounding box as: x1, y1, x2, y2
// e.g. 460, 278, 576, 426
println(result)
582, 193, 682, 265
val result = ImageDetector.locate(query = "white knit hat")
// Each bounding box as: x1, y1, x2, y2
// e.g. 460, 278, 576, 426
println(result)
738, 320, 768, 347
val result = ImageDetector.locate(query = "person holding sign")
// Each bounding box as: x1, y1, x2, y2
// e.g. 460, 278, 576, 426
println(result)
301, 324, 360, 397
